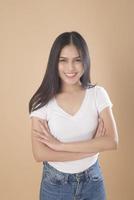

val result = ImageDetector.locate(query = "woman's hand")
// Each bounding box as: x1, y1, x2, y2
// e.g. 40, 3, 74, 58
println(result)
93, 117, 106, 139
33, 117, 106, 152
33, 120, 63, 151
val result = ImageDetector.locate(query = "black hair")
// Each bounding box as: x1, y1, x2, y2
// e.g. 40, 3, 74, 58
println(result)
29, 31, 96, 113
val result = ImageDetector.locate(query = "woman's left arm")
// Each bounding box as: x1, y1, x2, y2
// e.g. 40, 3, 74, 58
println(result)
35, 107, 119, 153
61, 107, 119, 153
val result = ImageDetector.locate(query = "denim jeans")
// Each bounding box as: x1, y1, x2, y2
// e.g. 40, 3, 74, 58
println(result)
40, 160, 106, 200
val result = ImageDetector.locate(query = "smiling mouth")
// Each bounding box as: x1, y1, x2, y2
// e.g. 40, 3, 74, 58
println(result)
64, 73, 77, 78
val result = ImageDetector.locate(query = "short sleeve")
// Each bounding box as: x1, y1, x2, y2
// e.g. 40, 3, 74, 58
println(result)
29, 105, 47, 120
95, 86, 113, 113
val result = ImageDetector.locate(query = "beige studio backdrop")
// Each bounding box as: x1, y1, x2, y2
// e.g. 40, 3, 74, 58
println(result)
0, 0, 134, 200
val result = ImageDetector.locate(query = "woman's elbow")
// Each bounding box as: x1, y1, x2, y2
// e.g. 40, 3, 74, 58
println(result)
32, 152, 45, 163
34, 157, 42, 162
32, 154, 41, 162
111, 137, 119, 150
105, 135, 119, 151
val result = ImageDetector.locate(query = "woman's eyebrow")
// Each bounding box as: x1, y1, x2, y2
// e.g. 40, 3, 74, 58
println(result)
59, 56, 81, 58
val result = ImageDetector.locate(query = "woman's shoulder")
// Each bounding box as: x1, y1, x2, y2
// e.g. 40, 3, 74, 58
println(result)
87, 84, 106, 92
86, 85, 109, 100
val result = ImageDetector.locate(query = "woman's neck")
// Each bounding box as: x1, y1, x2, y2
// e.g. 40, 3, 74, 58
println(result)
60, 83, 83, 94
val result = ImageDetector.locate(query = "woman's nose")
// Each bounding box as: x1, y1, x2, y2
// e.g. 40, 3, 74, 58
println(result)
67, 62, 75, 71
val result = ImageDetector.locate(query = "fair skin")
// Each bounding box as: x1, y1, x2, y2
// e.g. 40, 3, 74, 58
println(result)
31, 44, 119, 162
31, 117, 97, 162
58, 44, 84, 93
34, 108, 118, 153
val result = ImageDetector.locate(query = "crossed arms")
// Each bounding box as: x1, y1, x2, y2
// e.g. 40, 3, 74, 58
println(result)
30, 107, 119, 162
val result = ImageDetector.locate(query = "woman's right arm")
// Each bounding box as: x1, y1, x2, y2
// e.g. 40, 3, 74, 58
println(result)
30, 117, 97, 162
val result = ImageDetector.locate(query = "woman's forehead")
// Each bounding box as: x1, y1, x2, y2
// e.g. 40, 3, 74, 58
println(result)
60, 45, 81, 57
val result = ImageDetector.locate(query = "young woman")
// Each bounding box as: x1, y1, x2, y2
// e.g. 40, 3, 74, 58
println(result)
29, 31, 119, 200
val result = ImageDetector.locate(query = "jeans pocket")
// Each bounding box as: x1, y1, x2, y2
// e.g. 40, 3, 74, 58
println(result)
88, 166, 104, 182
43, 170, 67, 186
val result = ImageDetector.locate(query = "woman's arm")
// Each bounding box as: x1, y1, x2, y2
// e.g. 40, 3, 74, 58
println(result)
60, 107, 119, 153
31, 117, 97, 162
36, 107, 119, 154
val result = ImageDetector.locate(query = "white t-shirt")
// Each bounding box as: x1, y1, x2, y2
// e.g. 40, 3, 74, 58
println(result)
29, 85, 113, 173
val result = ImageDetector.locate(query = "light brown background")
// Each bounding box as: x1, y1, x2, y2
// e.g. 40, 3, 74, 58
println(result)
0, 0, 134, 199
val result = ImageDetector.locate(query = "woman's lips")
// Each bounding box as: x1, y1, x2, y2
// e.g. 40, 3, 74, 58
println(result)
64, 73, 77, 78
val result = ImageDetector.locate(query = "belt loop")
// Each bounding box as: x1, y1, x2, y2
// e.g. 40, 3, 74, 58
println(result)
85, 170, 88, 180
85, 168, 90, 180
64, 174, 69, 183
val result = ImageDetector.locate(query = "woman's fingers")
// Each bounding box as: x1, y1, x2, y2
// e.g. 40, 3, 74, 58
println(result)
95, 118, 105, 137
98, 118, 103, 132
104, 128, 106, 136
39, 120, 50, 135
39, 122, 50, 136
33, 129, 49, 141
44, 121, 51, 132
100, 118, 106, 136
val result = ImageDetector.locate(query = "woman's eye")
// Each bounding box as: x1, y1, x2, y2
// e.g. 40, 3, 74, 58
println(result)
75, 59, 81, 62
59, 60, 66, 62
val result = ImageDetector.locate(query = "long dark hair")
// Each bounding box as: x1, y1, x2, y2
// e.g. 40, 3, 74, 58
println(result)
29, 31, 96, 113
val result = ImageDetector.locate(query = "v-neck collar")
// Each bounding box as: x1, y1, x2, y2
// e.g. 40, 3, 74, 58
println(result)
54, 89, 88, 118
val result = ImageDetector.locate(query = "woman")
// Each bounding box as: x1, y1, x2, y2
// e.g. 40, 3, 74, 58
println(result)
29, 31, 119, 200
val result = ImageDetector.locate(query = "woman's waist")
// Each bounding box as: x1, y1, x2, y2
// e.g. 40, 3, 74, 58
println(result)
43, 153, 99, 174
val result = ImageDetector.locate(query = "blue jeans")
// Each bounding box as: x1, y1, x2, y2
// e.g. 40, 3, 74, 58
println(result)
40, 160, 106, 200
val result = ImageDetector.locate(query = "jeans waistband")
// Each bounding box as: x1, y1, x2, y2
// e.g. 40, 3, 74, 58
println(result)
43, 159, 99, 182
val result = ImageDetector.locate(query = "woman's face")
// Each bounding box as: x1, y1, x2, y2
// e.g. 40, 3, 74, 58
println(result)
58, 44, 84, 86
